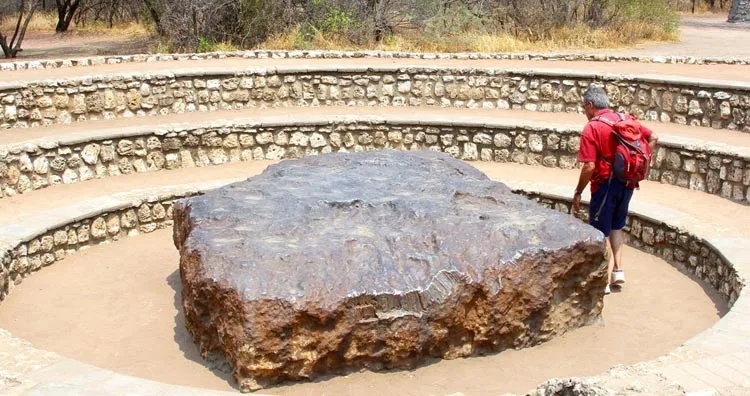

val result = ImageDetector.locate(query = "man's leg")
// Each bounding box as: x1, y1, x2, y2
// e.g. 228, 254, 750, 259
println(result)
588, 184, 615, 293
609, 182, 633, 285
609, 229, 625, 272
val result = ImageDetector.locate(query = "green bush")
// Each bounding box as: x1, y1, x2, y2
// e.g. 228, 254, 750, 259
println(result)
616, 0, 679, 32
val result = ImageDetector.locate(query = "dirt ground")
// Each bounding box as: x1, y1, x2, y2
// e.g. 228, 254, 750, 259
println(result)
0, 202, 726, 395
0, 31, 151, 61
606, 15, 750, 58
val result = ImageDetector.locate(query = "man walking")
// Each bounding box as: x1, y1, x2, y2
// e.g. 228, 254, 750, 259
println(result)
572, 86, 658, 294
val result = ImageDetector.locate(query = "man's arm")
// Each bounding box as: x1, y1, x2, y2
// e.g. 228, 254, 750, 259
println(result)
574, 123, 597, 213
573, 162, 595, 212
641, 124, 658, 151
575, 162, 596, 194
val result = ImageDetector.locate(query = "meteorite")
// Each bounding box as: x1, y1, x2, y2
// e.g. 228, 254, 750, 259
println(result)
173, 150, 607, 391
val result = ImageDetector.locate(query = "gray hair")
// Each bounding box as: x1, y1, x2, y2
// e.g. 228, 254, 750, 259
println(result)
582, 86, 610, 109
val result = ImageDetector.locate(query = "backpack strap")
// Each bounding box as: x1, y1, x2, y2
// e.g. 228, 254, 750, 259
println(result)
590, 113, 619, 165
590, 112, 625, 127
590, 115, 614, 127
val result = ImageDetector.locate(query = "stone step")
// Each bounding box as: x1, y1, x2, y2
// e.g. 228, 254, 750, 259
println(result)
1, 57, 749, 84
1, 49, 747, 74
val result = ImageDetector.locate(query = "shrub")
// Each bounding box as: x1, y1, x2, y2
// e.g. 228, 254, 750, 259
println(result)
155, 0, 680, 53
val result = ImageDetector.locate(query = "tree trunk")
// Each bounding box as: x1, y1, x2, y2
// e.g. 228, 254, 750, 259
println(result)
55, 0, 81, 33
143, 0, 165, 37
1, 0, 39, 58
729, 0, 750, 22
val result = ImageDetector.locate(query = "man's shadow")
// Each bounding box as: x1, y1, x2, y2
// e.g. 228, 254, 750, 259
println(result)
167, 269, 238, 390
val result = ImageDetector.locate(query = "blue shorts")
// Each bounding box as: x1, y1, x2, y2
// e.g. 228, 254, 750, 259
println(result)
589, 179, 634, 237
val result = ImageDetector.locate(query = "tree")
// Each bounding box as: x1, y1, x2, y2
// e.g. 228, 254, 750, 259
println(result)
0, 0, 40, 58
729, 0, 750, 22
55, 0, 82, 32
143, 0, 165, 37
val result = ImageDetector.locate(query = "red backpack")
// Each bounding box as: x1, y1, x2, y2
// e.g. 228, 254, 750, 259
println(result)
592, 113, 652, 189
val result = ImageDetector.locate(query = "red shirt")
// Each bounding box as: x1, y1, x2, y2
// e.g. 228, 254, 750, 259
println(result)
578, 109, 653, 192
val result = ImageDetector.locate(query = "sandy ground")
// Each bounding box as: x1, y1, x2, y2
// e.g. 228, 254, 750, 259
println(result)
609, 15, 750, 59
4, 31, 151, 60
0, 192, 727, 395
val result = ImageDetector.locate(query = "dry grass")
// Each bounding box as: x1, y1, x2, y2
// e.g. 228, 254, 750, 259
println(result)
261, 21, 678, 53
0, 10, 57, 32
262, 27, 359, 51
1, 11, 150, 39
2, 10, 677, 55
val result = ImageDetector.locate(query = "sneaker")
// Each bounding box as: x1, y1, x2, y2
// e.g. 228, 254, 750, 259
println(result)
604, 284, 611, 295
611, 270, 625, 285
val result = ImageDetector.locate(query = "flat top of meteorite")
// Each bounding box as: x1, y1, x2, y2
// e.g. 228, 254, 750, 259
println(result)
176, 150, 603, 308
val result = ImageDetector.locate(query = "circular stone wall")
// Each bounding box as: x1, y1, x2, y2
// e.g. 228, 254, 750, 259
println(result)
0, 50, 748, 396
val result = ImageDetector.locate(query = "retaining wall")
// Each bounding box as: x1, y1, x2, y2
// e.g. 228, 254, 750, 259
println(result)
518, 191, 743, 304
2, 117, 748, 204
0, 183, 223, 301
1, 67, 749, 132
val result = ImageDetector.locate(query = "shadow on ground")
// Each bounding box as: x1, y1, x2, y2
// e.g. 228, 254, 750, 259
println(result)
681, 17, 750, 30
0, 32, 150, 63
167, 270, 239, 391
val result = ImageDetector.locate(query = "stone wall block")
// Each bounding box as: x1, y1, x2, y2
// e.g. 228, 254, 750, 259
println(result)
32, 156, 49, 175
137, 204, 152, 222
529, 134, 543, 153
472, 133, 492, 145
81, 144, 101, 165
85, 93, 104, 114
462, 143, 478, 160
125, 91, 141, 111
100, 145, 116, 162
91, 217, 107, 239
566, 136, 580, 153
70, 94, 87, 114
514, 135, 527, 149
122, 209, 138, 229
117, 140, 134, 156
106, 214, 121, 235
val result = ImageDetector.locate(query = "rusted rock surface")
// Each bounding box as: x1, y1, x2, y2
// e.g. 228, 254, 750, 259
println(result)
173, 150, 607, 391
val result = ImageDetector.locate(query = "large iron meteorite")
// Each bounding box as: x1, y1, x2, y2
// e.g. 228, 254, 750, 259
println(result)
173, 150, 607, 391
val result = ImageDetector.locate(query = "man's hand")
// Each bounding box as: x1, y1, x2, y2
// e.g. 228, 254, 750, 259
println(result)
573, 162, 595, 213
573, 192, 582, 213
648, 133, 659, 151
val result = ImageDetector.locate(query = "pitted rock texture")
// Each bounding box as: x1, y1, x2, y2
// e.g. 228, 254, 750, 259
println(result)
172, 150, 608, 391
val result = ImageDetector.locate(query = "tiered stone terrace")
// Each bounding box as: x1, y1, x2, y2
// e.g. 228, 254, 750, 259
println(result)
0, 50, 749, 395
